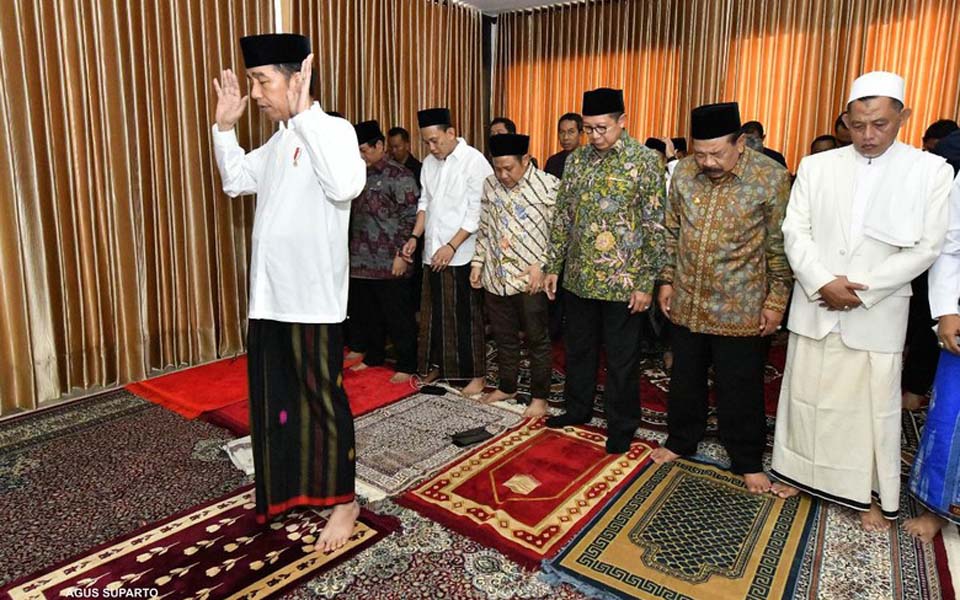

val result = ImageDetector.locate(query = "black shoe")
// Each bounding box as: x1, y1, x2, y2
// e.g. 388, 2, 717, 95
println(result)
605, 437, 632, 454
545, 413, 590, 428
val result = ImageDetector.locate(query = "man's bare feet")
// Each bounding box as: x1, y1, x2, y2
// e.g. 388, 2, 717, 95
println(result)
422, 369, 440, 384
770, 482, 800, 499
651, 447, 680, 464
350, 362, 369, 372
317, 501, 360, 553
860, 503, 891, 532
345, 351, 364, 361
481, 389, 515, 404
902, 391, 926, 411
461, 377, 485, 397
743, 472, 772, 494
904, 511, 946, 543
523, 398, 549, 418
389, 372, 412, 384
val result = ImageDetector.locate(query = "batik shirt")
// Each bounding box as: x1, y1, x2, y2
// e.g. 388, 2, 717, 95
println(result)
660, 148, 793, 336
545, 133, 666, 301
473, 165, 559, 296
349, 158, 419, 279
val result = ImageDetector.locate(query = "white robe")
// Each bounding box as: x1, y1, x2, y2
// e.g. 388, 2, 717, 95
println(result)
772, 142, 953, 516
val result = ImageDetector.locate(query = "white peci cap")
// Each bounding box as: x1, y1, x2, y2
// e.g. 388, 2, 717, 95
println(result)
847, 71, 905, 105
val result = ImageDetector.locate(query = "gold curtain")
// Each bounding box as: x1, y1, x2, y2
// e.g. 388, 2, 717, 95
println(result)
290, 0, 487, 153
0, 1, 274, 415
493, 0, 960, 170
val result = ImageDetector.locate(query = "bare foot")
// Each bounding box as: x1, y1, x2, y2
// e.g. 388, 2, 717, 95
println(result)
389, 372, 412, 384
770, 483, 800, 499
317, 501, 360, 553
902, 391, 926, 412
523, 398, 549, 418
422, 369, 440, 383
663, 351, 674, 371
651, 447, 680, 464
743, 472, 772, 494
461, 377, 485, 397
480, 389, 515, 404
345, 351, 364, 361
350, 362, 369, 372
860, 503, 891, 532
904, 511, 946, 543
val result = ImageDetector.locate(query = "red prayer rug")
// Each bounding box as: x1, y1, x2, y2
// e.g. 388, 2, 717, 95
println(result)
0, 486, 399, 600
127, 354, 415, 435
125, 357, 249, 419
397, 420, 654, 568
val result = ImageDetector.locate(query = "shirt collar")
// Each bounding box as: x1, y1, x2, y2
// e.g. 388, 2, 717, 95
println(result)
445, 137, 467, 162
695, 148, 749, 183
279, 101, 321, 131
369, 157, 389, 173
854, 141, 899, 165
589, 133, 629, 158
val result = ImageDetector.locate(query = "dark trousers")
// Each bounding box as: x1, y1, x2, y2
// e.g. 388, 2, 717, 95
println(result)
563, 291, 643, 444
548, 272, 565, 340
349, 277, 418, 374
665, 325, 766, 474
486, 291, 552, 398
903, 271, 939, 395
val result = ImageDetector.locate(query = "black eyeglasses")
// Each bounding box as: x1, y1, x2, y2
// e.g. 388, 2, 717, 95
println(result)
583, 125, 610, 135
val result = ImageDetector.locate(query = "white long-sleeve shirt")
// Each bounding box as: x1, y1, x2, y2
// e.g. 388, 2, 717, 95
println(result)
930, 172, 960, 318
212, 103, 366, 323
418, 138, 493, 266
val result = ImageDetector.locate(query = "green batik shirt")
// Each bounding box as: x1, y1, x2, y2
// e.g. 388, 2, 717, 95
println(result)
546, 133, 667, 302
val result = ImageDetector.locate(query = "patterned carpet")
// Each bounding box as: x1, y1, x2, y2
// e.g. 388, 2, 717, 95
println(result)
789, 489, 947, 600
3, 486, 399, 600
399, 421, 654, 567
282, 499, 589, 600
1, 344, 955, 599
355, 392, 522, 498
0, 390, 248, 587
544, 459, 818, 599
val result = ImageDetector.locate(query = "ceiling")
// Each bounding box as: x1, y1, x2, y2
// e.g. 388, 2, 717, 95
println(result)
462, 0, 575, 14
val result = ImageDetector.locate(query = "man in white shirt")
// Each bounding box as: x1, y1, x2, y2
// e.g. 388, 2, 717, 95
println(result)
401, 108, 493, 396
770, 71, 953, 531
211, 33, 366, 550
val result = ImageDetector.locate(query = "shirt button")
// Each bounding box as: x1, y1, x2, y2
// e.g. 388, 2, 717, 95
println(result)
839, 249, 847, 255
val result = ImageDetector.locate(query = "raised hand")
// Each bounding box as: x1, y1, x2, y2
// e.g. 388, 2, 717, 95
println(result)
213, 69, 248, 131
286, 53, 314, 118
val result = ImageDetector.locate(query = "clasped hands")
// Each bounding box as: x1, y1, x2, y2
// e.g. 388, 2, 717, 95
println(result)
818, 276, 869, 311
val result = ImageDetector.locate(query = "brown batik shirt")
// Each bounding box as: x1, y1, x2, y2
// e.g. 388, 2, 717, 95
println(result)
660, 148, 793, 336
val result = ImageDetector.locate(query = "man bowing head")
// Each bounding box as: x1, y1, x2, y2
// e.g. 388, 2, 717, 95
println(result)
770, 71, 953, 531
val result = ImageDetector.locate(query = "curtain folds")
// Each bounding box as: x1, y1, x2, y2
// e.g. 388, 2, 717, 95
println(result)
0, 1, 274, 415
290, 0, 486, 154
0, 0, 485, 415
493, 0, 960, 170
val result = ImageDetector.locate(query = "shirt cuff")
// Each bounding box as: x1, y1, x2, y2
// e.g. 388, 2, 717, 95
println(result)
211, 125, 239, 145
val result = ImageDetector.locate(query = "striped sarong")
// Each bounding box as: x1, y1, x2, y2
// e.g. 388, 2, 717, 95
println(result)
417, 265, 486, 380
247, 319, 355, 523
